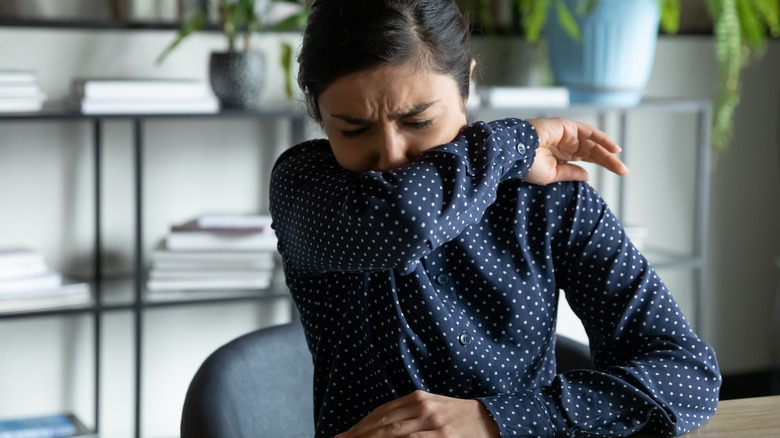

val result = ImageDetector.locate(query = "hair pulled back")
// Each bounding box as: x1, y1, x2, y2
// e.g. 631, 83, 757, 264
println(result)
297, 0, 472, 122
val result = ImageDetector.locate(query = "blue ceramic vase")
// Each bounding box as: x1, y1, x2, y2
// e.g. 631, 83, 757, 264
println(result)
545, 0, 660, 106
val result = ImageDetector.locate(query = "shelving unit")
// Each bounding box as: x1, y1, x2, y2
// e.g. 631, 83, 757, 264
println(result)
0, 98, 711, 438
0, 103, 306, 438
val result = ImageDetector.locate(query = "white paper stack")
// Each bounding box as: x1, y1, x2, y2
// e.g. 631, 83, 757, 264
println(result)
0, 248, 91, 312
0, 70, 47, 113
477, 86, 570, 108
72, 78, 219, 114
147, 214, 278, 292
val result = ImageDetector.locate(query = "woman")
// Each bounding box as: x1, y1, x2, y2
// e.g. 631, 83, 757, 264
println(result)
269, 0, 721, 437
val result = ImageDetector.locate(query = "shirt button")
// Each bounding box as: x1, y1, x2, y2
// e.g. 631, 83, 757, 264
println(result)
435, 273, 450, 285
515, 143, 526, 154
458, 333, 472, 346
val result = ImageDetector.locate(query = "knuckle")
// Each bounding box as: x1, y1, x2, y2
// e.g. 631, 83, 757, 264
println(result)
410, 389, 427, 401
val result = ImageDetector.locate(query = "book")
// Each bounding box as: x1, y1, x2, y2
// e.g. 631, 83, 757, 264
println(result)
165, 233, 277, 251
477, 86, 570, 108
0, 413, 90, 438
0, 84, 45, 98
146, 271, 273, 291
72, 78, 212, 101
0, 271, 63, 296
0, 248, 48, 280
150, 247, 276, 265
0, 282, 91, 313
196, 214, 273, 229
75, 97, 219, 115
172, 218, 271, 234
166, 218, 277, 251
0, 70, 37, 84
149, 268, 273, 280
0, 95, 46, 113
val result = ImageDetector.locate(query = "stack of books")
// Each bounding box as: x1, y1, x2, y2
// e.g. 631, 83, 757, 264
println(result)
0, 412, 93, 437
71, 78, 219, 114
0, 70, 47, 113
147, 214, 278, 294
476, 86, 570, 108
0, 248, 91, 313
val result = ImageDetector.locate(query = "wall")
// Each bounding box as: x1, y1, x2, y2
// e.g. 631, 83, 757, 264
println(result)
0, 26, 778, 437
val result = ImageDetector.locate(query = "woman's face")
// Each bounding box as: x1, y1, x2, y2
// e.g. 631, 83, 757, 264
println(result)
318, 62, 470, 173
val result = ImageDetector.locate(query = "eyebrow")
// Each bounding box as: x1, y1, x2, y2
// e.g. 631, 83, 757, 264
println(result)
331, 101, 438, 125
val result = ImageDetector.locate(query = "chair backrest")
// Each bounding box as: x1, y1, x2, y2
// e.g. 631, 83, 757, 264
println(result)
181, 322, 315, 438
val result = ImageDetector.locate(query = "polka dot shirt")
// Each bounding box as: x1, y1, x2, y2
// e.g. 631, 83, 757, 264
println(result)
269, 118, 721, 438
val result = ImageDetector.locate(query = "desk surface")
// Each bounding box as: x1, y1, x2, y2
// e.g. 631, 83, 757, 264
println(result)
636, 395, 780, 437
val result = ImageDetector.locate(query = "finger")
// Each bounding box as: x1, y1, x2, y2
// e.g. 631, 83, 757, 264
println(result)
337, 392, 428, 437
338, 405, 420, 437
552, 162, 590, 183
340, 418, 434, 438
575, 140, 629, 176
580, 125, 622, 154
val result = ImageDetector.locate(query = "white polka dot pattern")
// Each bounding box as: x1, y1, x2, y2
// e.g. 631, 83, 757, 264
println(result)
269, 118, 721, 438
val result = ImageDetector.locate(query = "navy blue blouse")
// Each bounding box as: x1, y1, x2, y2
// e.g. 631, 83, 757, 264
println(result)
269, 118, 721, 437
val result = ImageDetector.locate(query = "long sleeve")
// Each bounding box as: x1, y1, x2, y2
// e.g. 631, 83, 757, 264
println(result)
270, 118, 538, 277
478, 182, 721, 437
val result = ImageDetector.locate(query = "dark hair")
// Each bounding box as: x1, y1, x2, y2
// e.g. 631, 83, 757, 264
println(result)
298, 0, 472, 122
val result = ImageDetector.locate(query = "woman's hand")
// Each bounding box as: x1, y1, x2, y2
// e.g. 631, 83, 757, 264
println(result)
334, 390, 500, 438
525, 117, 629, 185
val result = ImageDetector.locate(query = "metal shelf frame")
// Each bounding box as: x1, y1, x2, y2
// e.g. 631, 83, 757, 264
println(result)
0, 104, 306, 438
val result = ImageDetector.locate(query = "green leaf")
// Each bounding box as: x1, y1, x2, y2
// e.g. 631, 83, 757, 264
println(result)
754, 0, 780, 37
476, 0, 495, 35
274, 11, 309, 31
280, 42, 295, 100
658, 0, 681, 34
555, 0, 582, 42
516, 0, 550, 43
737, 0, 766, 50
156, 10, 208, 64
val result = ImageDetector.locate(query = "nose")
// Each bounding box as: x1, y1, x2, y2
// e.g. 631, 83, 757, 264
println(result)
375, 128, 409, 172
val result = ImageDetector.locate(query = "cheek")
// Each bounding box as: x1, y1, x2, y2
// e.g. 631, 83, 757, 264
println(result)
412, 113, 467, 153
329, 139, 374, 173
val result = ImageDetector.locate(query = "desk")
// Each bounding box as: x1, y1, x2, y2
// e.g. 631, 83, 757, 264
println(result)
636, 395, 780, 437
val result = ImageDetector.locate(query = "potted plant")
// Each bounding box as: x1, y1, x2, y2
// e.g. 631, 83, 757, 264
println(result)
157, 0, 308, 109
463, 0, 780, 152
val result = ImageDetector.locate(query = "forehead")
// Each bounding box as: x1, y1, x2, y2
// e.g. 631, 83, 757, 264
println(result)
319, 63, 459, 117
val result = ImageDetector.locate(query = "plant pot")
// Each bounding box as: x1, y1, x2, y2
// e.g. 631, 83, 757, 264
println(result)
471, 37, 546, 87
209, 51, 265, 109
545, 0, 660, 106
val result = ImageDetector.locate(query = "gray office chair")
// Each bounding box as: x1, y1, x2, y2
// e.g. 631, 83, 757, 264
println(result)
180, 322, 315, 438
180, 322, 593, 438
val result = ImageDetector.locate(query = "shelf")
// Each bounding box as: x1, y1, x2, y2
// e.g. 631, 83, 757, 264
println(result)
644, 247, 705, 270
99, 277, 290, 310
0, 279, 289, 320
0, 101, 306, 121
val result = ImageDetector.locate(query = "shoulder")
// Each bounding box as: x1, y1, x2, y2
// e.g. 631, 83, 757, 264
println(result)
272, 138, 335, 171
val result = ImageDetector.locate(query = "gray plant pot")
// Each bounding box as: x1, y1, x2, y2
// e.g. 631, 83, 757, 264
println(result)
471, 37, 547, 87
209, 51, 265, 109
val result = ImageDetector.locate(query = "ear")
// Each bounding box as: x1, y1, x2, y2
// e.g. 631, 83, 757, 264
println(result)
469, 58, 476, 80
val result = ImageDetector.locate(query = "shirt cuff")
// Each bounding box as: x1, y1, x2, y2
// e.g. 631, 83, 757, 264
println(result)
478, 388, 566, 437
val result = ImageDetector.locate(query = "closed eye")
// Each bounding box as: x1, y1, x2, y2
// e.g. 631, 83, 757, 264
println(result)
342, 127, 369, 139
407, 119, 433, 131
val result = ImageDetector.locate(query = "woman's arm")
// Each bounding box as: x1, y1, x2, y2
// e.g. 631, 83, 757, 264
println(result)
478, 182, 720, 437
270, 118, 627, 278
332, 182, 719, 438
270, 118, 538, 277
